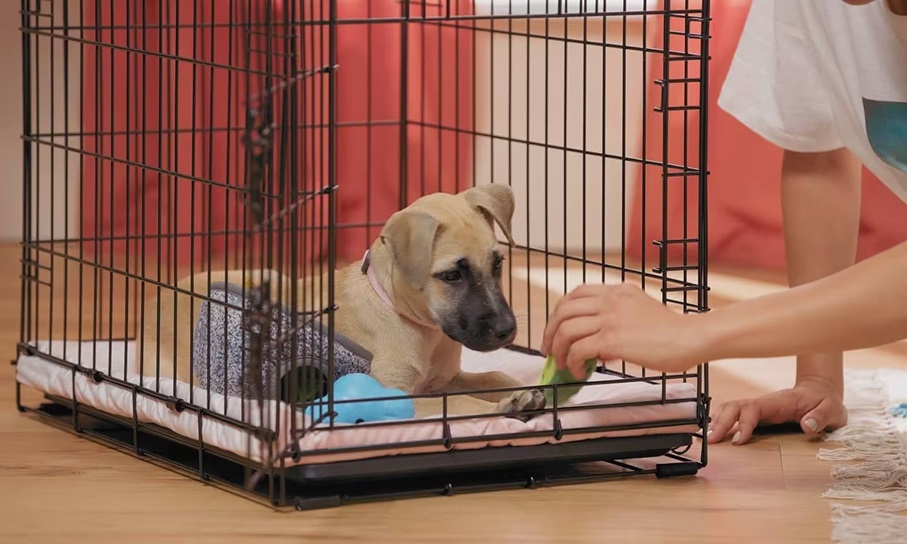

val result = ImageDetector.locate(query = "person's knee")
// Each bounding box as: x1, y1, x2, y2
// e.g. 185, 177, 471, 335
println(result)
782, 148, 859, 178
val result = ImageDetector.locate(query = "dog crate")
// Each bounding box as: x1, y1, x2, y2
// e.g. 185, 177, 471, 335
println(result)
15, 0, 712, 509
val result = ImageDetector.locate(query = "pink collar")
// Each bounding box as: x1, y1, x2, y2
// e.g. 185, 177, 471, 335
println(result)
361, 250, 433, 328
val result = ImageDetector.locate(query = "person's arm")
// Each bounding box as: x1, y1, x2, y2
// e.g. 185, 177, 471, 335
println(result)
781, 148, 863, 398
540, 236, 907, 379
694, 237, 907, 363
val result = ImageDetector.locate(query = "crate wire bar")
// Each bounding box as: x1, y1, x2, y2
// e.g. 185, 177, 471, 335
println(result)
15, 0, 712, 509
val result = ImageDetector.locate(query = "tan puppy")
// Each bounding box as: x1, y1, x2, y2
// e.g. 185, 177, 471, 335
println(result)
134, 184, 546, 420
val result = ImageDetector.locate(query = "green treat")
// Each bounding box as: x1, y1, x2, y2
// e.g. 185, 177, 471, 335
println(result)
538, 355, 598, 407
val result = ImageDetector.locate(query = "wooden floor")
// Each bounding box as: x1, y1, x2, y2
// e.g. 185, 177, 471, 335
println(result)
1, 243, 905, 543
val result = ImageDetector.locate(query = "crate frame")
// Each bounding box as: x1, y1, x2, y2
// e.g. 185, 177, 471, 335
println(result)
15, 0, 713, 510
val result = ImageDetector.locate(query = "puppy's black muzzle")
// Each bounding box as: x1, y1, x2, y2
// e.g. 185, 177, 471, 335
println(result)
446, 287, 517, 352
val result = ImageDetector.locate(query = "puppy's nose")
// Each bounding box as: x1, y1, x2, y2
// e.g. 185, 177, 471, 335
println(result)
492, 316, 516, 340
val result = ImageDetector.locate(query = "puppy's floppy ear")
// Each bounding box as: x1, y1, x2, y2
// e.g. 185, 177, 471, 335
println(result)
380, 209, 440, 287
461, 183, 515, 245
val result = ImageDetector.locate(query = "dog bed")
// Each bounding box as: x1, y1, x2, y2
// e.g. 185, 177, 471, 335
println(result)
16, 340, 701, 466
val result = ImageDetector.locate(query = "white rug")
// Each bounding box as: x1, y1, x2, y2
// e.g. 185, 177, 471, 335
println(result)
818, 369, 907, 543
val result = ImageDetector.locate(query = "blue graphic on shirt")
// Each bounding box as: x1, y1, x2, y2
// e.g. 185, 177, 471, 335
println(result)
863, 97, 907, 174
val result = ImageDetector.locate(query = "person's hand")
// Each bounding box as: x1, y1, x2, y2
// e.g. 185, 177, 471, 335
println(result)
707, 378, 848, 445
540, 283, 707, 378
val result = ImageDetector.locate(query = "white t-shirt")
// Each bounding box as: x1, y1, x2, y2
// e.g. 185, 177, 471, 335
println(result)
718, 0, 907, 201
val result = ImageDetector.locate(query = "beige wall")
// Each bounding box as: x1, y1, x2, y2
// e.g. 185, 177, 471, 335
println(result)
0, 4, 25, 242
1, 4, 81, 243
472, 16, 648, 256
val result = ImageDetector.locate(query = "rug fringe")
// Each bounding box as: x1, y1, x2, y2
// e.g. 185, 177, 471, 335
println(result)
830, 506, 907, 543
817, 370, 907, 543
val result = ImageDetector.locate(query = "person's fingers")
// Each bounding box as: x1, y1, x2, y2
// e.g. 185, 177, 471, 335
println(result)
564, 334, 607, 380
826, 399, 849, 431
800, 397, 847, 435
547, 316, 602, 371
540, 297, 605, 355
568, 283, 613, 300
707, 401, 741, 443
732, 402, 761, 445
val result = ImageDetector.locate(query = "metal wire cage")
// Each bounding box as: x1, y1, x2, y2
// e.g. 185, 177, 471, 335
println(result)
16, 0, 712, 509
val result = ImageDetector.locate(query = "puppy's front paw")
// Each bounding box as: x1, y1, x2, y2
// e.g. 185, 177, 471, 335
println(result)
495, 388, 547, 422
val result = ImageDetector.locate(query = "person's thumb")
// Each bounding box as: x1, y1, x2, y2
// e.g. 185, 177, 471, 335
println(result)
800, 397, 847, 436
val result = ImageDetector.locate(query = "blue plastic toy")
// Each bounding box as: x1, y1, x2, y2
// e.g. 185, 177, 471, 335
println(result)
890, 402, 907, 418
304, 373, 415, 424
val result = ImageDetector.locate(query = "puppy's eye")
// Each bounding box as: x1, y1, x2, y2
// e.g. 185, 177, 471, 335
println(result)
439, 270, 462, 283
492, 255, 505, 272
